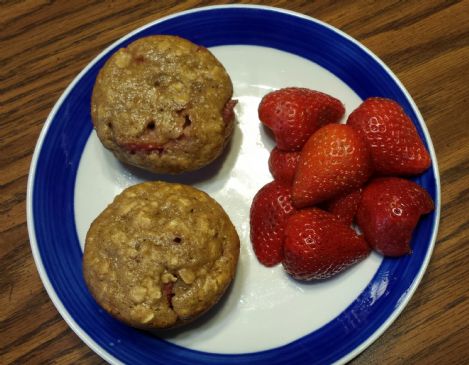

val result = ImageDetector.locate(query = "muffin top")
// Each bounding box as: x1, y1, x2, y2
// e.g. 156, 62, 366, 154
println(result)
91, 35, 235, 173
83, 181, 240, 329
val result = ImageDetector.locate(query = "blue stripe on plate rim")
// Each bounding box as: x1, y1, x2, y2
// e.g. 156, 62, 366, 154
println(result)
26, 4, 441, 365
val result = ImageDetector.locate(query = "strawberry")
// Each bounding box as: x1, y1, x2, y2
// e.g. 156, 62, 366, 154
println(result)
283, 208, 370, 280
347, 97, 431, 175
250, 181, 296, 266
292, 123, 372, 208
268, 147, 301, 184
258, 87, 345, 151
356, 177, 434, 256
326, 189, 362, 226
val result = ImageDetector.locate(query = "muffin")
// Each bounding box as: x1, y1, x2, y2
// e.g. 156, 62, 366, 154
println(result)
83, 181, 240, 329
91, 35, 236, 174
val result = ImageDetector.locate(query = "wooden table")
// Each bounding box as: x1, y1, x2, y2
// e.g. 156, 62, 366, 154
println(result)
2, 1, 468, 364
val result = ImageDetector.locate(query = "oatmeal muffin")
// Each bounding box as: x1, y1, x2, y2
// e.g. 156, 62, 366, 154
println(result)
83, 181, 240, 329
91, 35, 236, 174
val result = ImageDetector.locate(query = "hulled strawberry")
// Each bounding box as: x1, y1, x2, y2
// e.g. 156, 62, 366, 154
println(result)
283, 208, 370, 280
356, 177, 434, 256
268, 147, 301, 184
326, 189, 362, 226
292, 124, 372, 208
347, 97, 431, 175
258, 87, 345, 151
250, 181, 296, 266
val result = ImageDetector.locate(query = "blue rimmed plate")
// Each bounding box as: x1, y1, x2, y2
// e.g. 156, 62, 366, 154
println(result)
27, 5, 440, 364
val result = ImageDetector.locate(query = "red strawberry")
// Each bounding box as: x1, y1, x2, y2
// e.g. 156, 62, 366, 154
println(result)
347, 97, 431, 175
356, 177, 434, 256
283, 208, 370, 280
258, 87, 345, 151
250, 181, 296, 266
326, 189, 362, 226
292, 124, 372, 208
268, 147, 301, 184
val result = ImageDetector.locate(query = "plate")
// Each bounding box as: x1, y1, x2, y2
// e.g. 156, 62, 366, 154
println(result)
27, 5, 440, 365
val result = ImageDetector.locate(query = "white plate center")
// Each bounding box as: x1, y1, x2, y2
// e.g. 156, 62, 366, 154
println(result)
74, 45, 382, 354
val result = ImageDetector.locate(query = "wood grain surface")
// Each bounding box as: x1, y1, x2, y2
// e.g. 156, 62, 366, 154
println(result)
1, 0, 468, 364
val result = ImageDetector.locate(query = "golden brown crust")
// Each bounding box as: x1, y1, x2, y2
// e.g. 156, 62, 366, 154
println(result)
83, 181, 240, 329
91, 35, 235, 174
